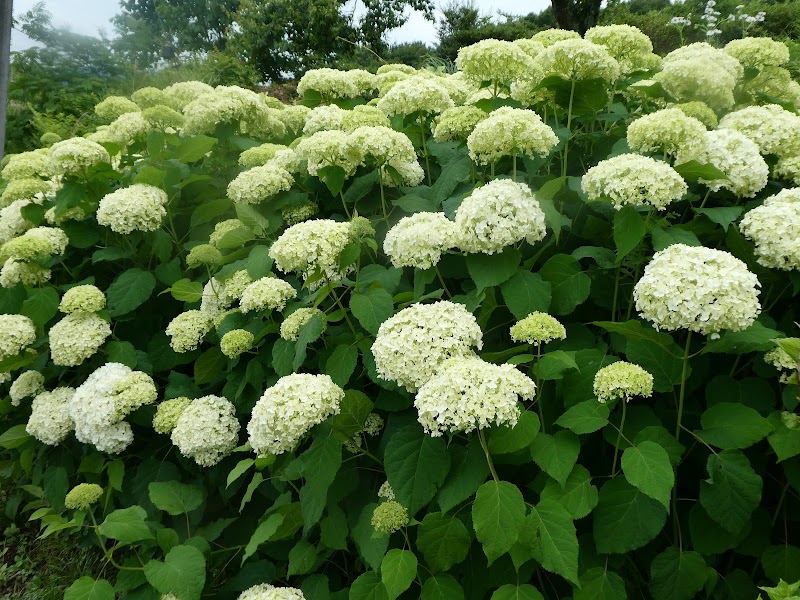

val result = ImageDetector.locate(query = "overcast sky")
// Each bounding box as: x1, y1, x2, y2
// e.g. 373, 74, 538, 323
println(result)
10, 0, 551, 50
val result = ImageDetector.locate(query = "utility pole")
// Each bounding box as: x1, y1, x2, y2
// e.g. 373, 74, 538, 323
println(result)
0, 0, 13, 163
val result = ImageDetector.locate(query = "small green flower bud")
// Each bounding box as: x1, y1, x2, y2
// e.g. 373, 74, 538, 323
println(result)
371, 501, 408, 535
65, 483, 104, 510
220, 329, 255, 359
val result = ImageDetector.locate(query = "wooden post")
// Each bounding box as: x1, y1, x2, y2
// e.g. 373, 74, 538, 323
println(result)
0, 0, 13, 163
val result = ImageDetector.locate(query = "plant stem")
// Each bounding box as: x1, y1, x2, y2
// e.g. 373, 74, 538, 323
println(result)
535, 344, 544, 433
379, 177, 388, 222
434, 265, 451, 298
611, 268, 620, 322
339, 192, 351, 219
326, 279, 358, 338
561, 78, 577, 178
478, 429, 499, 482
611, 399, 627, 477
419, 120, 431, 186
675, 330, 693, 442
512, 154, 517, 181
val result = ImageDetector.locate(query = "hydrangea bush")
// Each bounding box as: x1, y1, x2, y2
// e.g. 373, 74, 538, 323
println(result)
1, 26, 800, 600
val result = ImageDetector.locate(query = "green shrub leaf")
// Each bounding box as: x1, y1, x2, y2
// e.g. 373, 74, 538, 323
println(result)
143, 544, 206, 600
472, 481, 526, 564
381, 549, 417, 600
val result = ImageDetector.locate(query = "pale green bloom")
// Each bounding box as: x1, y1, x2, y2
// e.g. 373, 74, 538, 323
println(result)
166, 310, 213, 353
582, 154, 687, 210
280, 308, 326, 342
95, 96, 140, 121
593, 361, 654, 403
220, 329, 255, 358
186, 244, 223, 268
65, 483, 104, 510
371, 501, 409, 534
59, 285, 106, 314
153, 397, 193, 434
510, 312, 567, 345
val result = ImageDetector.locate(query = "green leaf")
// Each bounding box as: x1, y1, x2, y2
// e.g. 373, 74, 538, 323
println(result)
21, 287, 59, 326
98, 506, 153, 544
352, 503, 389, 570
704, 322, 785, 354
538, 254, 591, 315
194, 347, 227, 385
625, 338, 686, 393
319, 165, 347, 196
227, 459, 254, 488
500, 271, 552, 319
699, 450, 762, 533
694, 206, 743, 232
236, 204, 271, 237
761, 545, 800, 583
527, 499, 580, 585
173, 135, 217, 162
148, 481, 203, 515
416, 513, 471, 573
344, 171, 379, 205
106, 268, 157, 317
430, 155, 472, 205
242, 514, 284, 564
288, 540, 317, 576
530, 431, 580, 486
688, 503, 749, 554
540, 465, 599, 520
325, 344, 359, 387
621, 441, 674, 509
63, 577, 115, 600
593, 478, 667, 554
673, 160, 728, 182
384, 425, 451, 515
466, 247, 521, 291
613, 205, 647, 261
490, 584, 544, 600
381, 549, 418, 600
534, 350, 579, 380
767, 411, 800, 462
696, 403, 773, 449
436, 439, 490, 513
143, 545, 206, 600
555, 401, 610, 434
106, 341, 137, 367
350, 572, 389, 600
574, 568, 627, 600
633, 426, 685, 467
472, 481, 526, 564
488, 411, 540, 454
330, 390, 373, 441
350, 288, 394, 335
216, 226, 256, 250
650, 225, 701, 251
0, 425, 32, 449
649, 547, 708, 600
289, 436, 342, 528
294, 312, 326, 370
302, 575, 330, 600
421, 574, 464, 600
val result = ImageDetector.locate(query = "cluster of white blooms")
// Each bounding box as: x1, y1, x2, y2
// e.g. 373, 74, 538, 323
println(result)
0, 314, 36, 360
269, 219, 354, 285
298, 68, 361, 100
0, 200, 33, 245
102, 111, 151, 146
227, 164, 294, 204
59, 285, 106, 314
1, 226, 68, 261
239, 277, 297, 313
343, 105, 392, 132
593, 362, 654, 403
142, 105, 185, 129
514, 38, 546, 58
626, 108, 708, 158
45, 205, 86, 226
657, 44, 741, 111
676, 129, 768, 198
162, 81, 215, 110
303, 104, 347, 135
220, 329, 255, 358
131, 86, 167, 108
282, 201, 318, 226
582, 154, 687, 210
171, 395, 240, 466
64, 483, 104, 510
280, 308, 326, 342
454, 179, 547, 254
247, 374, 344, 456
199, 277, 239, 321
26, 387, 75, 445
724, 37, 790, 69
48, 138, 110, 176
376, 77, 454, 115
532, 28, 581, 46
0, 258, 50, 288
378, 481, 395, 501
533, 39, 620, 81
584, 25, 655, 75
718, 105, 800, 157
433, 106, 487, 143
238, 584, 306, 600
415, 356, 535, 435
166, 310, 213, 352
664, 42, 743, 78
371, 301, 483, 392
9, 370, 45, 406
208, 219, 245, 246
186, 244, 222, 268
467, 107, 559, 165
96, 184, 169, 234
152, 397, 193, 434
634, 244, 761, 336
739, 189, 800, 270
295, 130, 363, 177
383, 212, 457, 270
184, 86, 285, 139
69, 363, 157, 453
371, 501, 409, 534
671, 101, 718, 129
456, 39, 536, 85
765, 347, 797, 372
1, 178, 50, 205
238, 143, 288, 168
349, 126, 424, 186
279, 105, 311, 134
2, 149, 52, 180
510, 312, 567, 345
48, 312, 111, 366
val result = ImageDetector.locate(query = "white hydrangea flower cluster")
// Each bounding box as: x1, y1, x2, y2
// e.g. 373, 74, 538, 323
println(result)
171, 395, 240, 466
383, 212, 457, 270
238, 143, 288, 168
342, 105, 391, 132
433, 106, 487, 143
302, 105, 346, 135
59, 285, 106, 314
102, 111, 151, 146
48, 138, 111, 176
166, 310, 213, 352
378, 481, 395, 501
467, 107, 559, 165
663, 42, 743, 79
152, 397, 193, 434
162, 81, 215, 110
415, 356, 535, 435
183, 86, 285, 138
1, 178, 51, 205
247, 374, 344, 456
142, 105, 185, 130
278, 105, 311, 134
64, 483, 104, 510
593, 361, 654, 403
0, 314, 36, 360
96, 184, 169, 234
670, 102, 717, 129
295, 130, 363, 177
220, 329, 255, 358
718, 105, 800, 157
532, 28, 581, 46
634, 244, 761, 336
514, 38, 546, 58
69, 363, 158, 453
510, 312, 567, 345
532, 39, 620, 82
454, 179, 547, 254
584, 24, 655, 75
0, 199, 33, 245
765, 347, 797, 372
626, 108, 708, 158
280, 308, 326, 342
455, 39, 536, 85
371, 301, 484, 392
227, 164, 294, 204
131, 86, 167, 108
238, 584, 306, 600
26, 387, 75, 446
582, 154, 687, 210
297, 68, 361, 100
371, 501, 409, 534
208, 219, 246, 246
656, 44, 741, 111
239, 277, 297, 313
676, 129, 768, 198
1, 226, 68, 262
2, 149, 52, 181
724, 37, 790, 69
739, 189, 800, 270
269, 219, 354, 285
376, 77, 454, 116
0, 258, 50, 288
9, 370, 45, 406
48, 312, 111, 367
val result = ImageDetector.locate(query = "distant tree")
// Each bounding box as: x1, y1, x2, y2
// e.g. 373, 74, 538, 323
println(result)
551, 0, 602, 33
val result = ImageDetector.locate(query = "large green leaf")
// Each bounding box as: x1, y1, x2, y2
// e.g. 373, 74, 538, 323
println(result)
242, 514, 284, 564
381, 549, 417, 600
148, 481, 203, 515
699, 451, 762, 533
472, 481, 526, 564
324, 344, 359, 387
106, 268, 157, 317
488, 411, 540, 454
490, 584, 545, 600
613, 205, 647, 261
436, 440, 490, 513
540, 464, 599, 520
466, 247, 522, 291
538, 254, 591, 315
173, 135, 217, 162
416, 512, 471, 573
421, 574, 464, 600
621, 441, 674, 509
555, 400, 610, 434
574, 568, 627, 600
625, 337, 686, 392
704, 322, 784, 354
696, 403, 773, 449
593, 478, 667, 554
530, 431, 580, 486
97, 506, 153, 544
649, 547, 708, 600
350, 572, 389, 600
384, 425, 451, 515
288, 540, 318, 576
63, 577, 115, 600
143, 545, 206, 600
527, 499, 580, 585
21, 287, 59, 326
286, 436, 342, 528
350, 288, 394, 335
761, 545, 800, 583
500, 271, 552, 319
